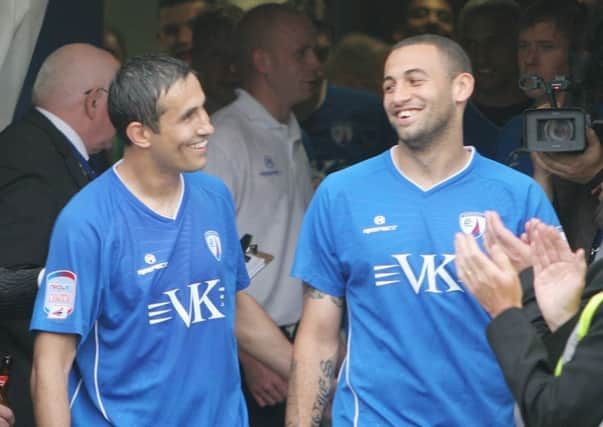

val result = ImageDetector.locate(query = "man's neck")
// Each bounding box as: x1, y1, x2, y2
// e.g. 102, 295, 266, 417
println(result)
245, 82, 292, 124
116, 152, 183, 218
393, 128, 471, 190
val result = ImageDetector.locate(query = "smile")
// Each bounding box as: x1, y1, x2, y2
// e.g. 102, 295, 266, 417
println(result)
186, 140, 208, 150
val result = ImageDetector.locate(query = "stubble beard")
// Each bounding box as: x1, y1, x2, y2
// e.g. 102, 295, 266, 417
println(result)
396, 106, 454, 152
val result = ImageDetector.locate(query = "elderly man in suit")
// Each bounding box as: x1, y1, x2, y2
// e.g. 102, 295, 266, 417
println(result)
0, 43, 119, 427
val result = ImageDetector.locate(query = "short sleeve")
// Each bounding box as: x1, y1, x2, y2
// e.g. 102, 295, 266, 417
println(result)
291, 182, 345, 297
30, 207, 106, 339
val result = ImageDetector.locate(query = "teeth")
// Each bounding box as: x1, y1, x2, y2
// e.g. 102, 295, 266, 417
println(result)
189, 141, 207, 149
398, 111, 413, 119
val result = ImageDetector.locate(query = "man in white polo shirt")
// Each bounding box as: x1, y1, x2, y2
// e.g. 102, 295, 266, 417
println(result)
204, 3, 320, 426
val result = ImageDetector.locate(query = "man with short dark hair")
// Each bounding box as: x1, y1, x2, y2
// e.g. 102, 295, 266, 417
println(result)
286, 35, 560, 426
457, 0, 530, 159
391, 0, 455, 42
30, 53, 291, 426
158, 0, 206, 64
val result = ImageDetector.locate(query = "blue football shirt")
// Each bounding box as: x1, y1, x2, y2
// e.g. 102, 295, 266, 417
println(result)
293, 148, 560, 426
31, 167, 249, 426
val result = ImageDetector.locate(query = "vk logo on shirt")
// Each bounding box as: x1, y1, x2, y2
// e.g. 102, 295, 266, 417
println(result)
146, 279, 226, 327
373, 254, 463, 294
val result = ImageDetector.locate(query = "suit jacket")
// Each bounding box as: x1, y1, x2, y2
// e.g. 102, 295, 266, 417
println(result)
0, 108, 90, 269
0, 108, 91, 427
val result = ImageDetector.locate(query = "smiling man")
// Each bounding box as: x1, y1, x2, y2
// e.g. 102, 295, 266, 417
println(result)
29, 53, 292, 427
286, 35, 560, 426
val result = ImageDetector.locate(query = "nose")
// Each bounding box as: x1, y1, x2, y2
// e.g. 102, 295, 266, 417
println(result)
197, 110, 214, 136
522, 45, 537, 65
178, 24, 193, 46
307, 48, 322, 74
388, 82, 412, 105
427, 10, 439, 24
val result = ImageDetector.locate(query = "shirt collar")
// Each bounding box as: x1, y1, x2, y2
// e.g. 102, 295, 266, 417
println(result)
234, 89, 301, 141
36, 107, 89, 160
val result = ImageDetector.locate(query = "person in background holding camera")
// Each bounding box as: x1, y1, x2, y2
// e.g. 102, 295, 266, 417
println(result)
496, 0, 603, 259
455, 212, 603, 427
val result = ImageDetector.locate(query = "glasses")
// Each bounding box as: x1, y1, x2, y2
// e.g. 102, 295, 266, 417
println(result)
84, 87, 109, 95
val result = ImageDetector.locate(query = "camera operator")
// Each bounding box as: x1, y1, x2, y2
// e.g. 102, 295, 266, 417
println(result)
495, 0, 603, 258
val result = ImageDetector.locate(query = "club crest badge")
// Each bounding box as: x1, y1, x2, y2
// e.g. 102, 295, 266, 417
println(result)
459, 212, 486, 238
44, 270, 77, 320
205, 231, 222, 261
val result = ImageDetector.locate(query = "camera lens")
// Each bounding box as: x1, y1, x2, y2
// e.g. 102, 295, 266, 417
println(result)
542, 119, 575, 142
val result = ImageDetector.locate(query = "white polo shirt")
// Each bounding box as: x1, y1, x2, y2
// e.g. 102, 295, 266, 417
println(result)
205, 89, 313, 326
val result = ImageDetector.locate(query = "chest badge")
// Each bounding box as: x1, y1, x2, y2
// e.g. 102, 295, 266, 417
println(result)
205, 230, 222, 261
459, 212, 486, 238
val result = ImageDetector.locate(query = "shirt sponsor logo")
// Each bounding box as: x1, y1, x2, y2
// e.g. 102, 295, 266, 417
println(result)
44, 270, 77, 319
374, 254, 463, 294
363, 215, 398, 234
459, 212, 486, 238
205, 230, 222, 261
147, 279, 226, 327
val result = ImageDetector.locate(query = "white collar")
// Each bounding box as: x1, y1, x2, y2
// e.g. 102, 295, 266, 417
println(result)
234, 89, 301, 141
36, 107, 89, 160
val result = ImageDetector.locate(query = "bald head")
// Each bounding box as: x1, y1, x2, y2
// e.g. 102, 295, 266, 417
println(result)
32, 43, 120, 154
235, 4, 310, 76
33, 43, 119, 111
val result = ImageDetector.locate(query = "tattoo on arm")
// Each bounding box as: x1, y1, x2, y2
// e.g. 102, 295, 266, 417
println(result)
303, 284, 344, 308
310, 354, 338, 427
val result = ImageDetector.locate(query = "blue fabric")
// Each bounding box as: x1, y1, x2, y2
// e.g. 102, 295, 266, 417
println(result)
300, 83, 396, 178
31, 169, 249, 426
463, 101, 504, 160
292, 149, 560, 426
496, 115, 533, 175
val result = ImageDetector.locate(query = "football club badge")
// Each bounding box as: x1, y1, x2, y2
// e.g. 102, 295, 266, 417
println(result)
44, 270, 77, 320
330, 122, 353, 146
205, 230, 222, 261
459, 212, 486, 238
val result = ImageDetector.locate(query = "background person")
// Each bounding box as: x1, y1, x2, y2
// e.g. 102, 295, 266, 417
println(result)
455, 213, 603, 427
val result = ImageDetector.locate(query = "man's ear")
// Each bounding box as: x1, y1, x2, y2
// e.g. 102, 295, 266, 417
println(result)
452, 72, 475, 104
126, 122, 152, 149
84, 88, 103, 119
252, 48, 271, 74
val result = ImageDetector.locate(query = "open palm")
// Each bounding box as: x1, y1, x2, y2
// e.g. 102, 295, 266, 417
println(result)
531, 223, 586, 332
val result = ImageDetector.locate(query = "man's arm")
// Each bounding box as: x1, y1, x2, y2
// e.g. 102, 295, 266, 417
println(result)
235, 292, 292, 379
286, 285, 343, 427
31, 332, 77, 427
239, 349, 289, 407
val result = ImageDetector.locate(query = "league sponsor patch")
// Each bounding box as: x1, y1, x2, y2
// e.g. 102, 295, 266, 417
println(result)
205, 230, 222, 261
459, 212, 486, 238
44, 270, 77, 320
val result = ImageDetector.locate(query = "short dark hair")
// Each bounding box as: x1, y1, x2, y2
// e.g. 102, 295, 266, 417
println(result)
519, 0, 588, 52
108, 53, 192, 145
391, 34, 472, 76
